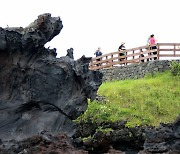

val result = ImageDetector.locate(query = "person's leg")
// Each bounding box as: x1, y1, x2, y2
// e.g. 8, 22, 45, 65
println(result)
153, 52, 157, 60
97, 58, 101, 66
152, 46, 157, 60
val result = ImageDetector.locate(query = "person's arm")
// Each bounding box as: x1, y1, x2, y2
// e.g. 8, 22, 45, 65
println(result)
118, 46, 121, 50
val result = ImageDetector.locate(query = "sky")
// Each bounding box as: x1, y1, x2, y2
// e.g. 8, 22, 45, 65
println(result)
1, 0, 180, 59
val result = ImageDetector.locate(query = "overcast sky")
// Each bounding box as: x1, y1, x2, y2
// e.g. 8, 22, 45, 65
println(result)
1, 0, 180, 59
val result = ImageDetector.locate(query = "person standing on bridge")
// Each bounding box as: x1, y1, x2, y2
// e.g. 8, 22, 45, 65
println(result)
149, 34, 157, 60
118, 42, 126, 51
118, 42, 126, 61
94, 47, 103, 66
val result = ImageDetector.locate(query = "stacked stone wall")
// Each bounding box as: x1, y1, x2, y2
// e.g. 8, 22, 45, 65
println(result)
101, 60, 180, 81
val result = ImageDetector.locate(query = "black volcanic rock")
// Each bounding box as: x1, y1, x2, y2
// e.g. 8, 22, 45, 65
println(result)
0, 13, 103, 141
0, 133, 88, 154
140, 116, 180, 153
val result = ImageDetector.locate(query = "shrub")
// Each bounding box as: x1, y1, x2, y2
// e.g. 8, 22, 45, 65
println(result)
170, 61, 180, 76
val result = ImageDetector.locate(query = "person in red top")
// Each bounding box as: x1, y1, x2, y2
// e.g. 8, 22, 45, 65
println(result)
149, 34, 157, 60
150, 34, 156, 46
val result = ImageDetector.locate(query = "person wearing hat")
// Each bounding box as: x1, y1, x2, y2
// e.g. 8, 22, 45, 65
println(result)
118, 42, 126, 51
118, 42, 126, 61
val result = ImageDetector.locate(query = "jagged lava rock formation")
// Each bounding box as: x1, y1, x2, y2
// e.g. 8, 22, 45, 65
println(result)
0, 13, 102, 141
140, 116, 180, 154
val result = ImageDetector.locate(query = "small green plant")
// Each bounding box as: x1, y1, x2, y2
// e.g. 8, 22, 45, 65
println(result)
96, 126, 114, 133
81, 136, 92, 142
170, 61, 180, 76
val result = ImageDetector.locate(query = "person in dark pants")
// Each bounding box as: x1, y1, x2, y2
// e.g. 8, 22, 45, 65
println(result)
94, 47, 102, 66
118, 42, 126, 61
149, 34, 157, 60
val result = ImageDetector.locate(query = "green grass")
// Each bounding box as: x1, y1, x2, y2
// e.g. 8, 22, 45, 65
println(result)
77, 71, 180, 127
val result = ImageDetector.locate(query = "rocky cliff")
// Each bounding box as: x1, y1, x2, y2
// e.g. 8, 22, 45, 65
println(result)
0, 13, 102, 141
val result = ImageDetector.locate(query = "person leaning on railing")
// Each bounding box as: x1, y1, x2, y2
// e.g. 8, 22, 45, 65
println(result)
118, 42, 126, 61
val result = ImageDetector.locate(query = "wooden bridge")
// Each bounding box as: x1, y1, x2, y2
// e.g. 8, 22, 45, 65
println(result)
89, 43, 180, 70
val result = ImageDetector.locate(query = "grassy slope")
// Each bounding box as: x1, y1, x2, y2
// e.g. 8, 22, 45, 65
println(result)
78, 71, 180, 127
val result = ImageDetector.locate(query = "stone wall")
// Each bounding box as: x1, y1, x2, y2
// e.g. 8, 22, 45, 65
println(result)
100, 60, 180, 81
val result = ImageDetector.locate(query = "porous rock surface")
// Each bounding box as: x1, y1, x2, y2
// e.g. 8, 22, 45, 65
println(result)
0, 13, 102, 141
74, 116, 180, 153
140, 116, 180, 154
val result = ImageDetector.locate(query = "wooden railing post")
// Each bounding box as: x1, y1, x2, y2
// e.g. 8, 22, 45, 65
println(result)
106, 56, 108, 66
132, 50, 134, 62
174, 44, 176, 56
139, 49, 142, 62
157, 43, 160, 60
125, 50, 127, 65
118, 53, 121, 63
111, 54, 113, 67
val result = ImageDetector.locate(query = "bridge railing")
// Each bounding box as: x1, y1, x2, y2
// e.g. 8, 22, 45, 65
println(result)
89, 43, 180, 70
